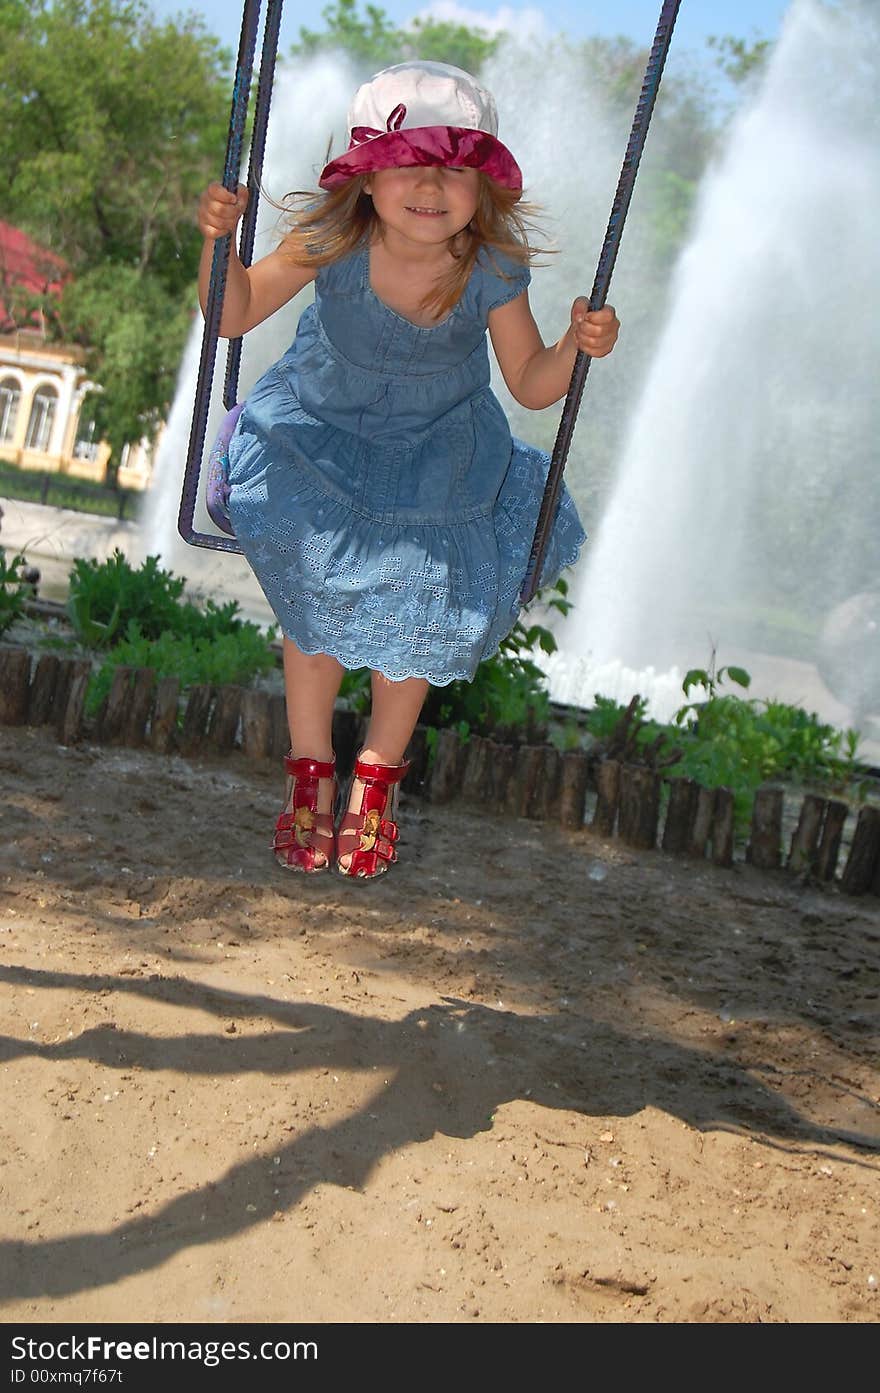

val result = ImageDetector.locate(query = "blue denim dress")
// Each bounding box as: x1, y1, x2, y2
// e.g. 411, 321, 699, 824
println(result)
226, 245, 585, 684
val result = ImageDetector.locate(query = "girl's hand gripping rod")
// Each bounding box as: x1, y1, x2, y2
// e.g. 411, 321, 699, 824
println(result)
519, 0, 682, 605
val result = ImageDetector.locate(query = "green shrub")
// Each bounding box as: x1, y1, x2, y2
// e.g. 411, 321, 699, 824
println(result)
667, 662, 863, 823
583, 692, 668, 751
86, 620, 277, 717
65, 551, 278, 717
578, 660, 864, 830
68, 550, 275, 651
0, 549, 29, 638
68, 550, 188, 644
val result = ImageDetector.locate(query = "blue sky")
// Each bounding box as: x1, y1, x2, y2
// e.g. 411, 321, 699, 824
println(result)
148, 1, 794, 57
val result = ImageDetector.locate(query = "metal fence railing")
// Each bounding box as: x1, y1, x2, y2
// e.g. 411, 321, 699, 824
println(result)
0, 463, 138, 521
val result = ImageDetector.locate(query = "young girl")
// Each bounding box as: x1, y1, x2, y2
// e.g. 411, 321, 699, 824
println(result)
198, 59, 619, 880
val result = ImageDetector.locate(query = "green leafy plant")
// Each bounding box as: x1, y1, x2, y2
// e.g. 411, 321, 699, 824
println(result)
68, 551, 187, 645
667, 657, 862, 823
584, 692, 649, 740
86, 621, 277, 717
0, 549, 29, 637
67, 550, 273, 650
583, 693, 673, 762
576, 650, 865, 834
676, 658, 752, 711
66, 589, 122, 650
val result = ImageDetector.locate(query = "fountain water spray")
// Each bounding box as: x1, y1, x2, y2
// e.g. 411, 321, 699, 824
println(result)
543, 0, 880, 737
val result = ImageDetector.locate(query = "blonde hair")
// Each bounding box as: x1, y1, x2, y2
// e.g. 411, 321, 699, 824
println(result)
278, 174, 547, 319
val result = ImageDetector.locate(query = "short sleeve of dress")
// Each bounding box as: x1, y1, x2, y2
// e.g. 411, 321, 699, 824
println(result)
468, 249, 531, 322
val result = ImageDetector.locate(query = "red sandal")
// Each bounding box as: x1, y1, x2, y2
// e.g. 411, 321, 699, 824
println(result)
336, 755, 411, 879
272, 754, 337, 873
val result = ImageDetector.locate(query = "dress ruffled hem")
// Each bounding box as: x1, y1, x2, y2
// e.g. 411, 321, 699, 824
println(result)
227, 430, 585, 685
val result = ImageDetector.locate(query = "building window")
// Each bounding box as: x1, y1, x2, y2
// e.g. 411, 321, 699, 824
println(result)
73, 413, 99, 462
0, 378, 21, 443
25, 384, 58, 452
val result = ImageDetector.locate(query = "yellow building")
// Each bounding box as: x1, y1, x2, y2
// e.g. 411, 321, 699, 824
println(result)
0, 223, 155, 491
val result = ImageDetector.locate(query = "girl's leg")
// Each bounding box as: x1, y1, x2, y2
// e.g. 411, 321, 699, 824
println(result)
278, 639, 345, 869
283, 639, 344, 759
361, 671, 429, 767
337, 672, 429, 873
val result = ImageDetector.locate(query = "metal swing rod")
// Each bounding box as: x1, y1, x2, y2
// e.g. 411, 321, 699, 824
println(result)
519, 0, 682, 604
178, 0, 284, 552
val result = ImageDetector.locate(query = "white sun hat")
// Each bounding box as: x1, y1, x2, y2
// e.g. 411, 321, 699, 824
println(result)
318, 60, 522, 193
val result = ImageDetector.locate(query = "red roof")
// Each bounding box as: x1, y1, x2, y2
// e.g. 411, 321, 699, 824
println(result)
0, 222, 68, 333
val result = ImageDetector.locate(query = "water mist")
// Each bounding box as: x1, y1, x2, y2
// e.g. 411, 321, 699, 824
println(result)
543, 0, 880, 739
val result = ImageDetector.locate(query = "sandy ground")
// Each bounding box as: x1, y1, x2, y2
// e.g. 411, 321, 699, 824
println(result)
0, 724, 878, 1325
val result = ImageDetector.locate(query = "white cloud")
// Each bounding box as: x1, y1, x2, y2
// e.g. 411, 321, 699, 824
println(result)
409, 3, 549, 42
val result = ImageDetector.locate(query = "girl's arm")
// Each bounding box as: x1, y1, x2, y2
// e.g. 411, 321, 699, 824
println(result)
198, 182, 316, 338
488, 291, 619, 410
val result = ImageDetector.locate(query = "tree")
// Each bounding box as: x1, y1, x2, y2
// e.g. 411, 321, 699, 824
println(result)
401, 16, 498, 73
0, 0, 231, 473
707, 34, 772, 88
292, 0, 498, 73
293, 0, 403, 69
62, 266, 188, 470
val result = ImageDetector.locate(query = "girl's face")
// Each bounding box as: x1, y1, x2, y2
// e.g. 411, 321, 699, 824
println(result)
364, 165, 480, 247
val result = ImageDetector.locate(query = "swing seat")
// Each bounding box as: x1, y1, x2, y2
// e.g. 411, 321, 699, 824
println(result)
205, 401, 245, 536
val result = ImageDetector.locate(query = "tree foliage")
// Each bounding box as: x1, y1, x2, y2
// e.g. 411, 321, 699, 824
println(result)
292, 0, 499, 74
0, 0, 230, 469
62, 266, 189, 463
707, 34, 772, 87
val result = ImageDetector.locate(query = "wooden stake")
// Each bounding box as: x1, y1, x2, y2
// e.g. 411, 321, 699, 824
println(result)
488, 742, 516, 814
0, 646, 31, 724
506, 745, 545, 819
711, 787, 735, 868
688, 785, 716, 857
462, 736, 492, 806
27, 654, 61, 725
748, 785, 784, 870
787, 793, 826, 876
534, 746, 562, 821
98, 666, 133, 744
618, 765, 661, 849
840, 806, 880, 896
150, 677, 181, 754
402, 724, 429, 795
662, 776, 696, 854
180, 684, 214, 754
268, 693, 289, 758
239, 689, 270, 759
430, 729, 465, 804
208, 684, 242, 750
331, 707, 359, 781
559, 750, 590, 828
815, 799, 848, 882
56, 660, 91, 746
123, 667, 157, 747
592, 759, 621, 837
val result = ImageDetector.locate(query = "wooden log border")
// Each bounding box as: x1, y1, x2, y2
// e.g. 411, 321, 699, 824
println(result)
1, 642, 878, 897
